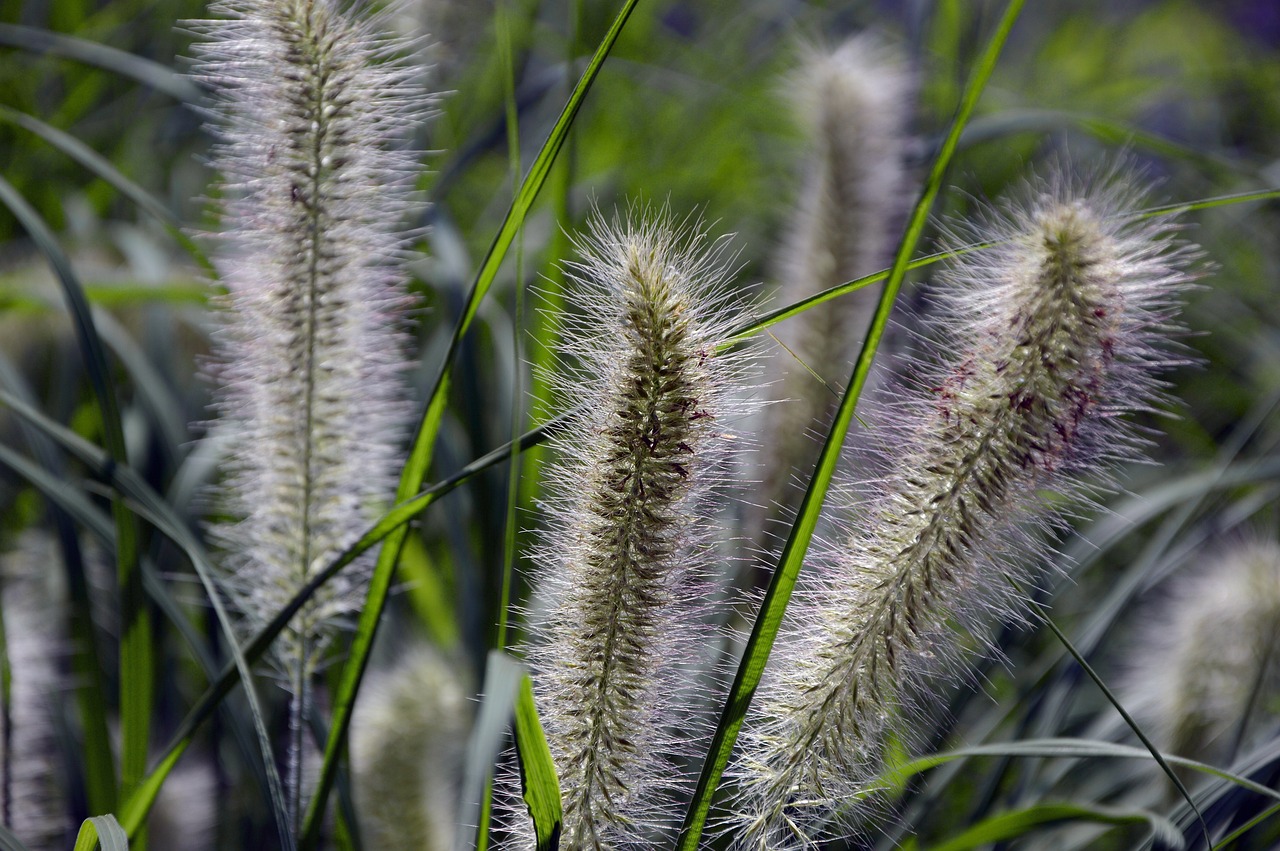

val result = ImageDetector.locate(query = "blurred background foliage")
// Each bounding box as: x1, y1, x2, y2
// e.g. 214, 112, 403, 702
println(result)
2, 0, 1280, 848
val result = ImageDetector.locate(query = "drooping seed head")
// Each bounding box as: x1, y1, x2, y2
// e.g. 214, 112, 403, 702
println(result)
732, 166, 1201, 850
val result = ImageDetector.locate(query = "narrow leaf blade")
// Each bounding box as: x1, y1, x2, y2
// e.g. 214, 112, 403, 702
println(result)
514, 675, 562, 851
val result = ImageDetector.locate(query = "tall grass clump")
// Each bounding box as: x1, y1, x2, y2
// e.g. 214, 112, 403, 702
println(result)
190, 0, 422, 827
731, 168, 1202, 849
8, 2, 1280, 848
518, 210, 757, 849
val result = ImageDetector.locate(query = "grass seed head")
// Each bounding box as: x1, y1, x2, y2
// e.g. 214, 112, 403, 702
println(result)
731, 164, 1202, 850
521, 208, 758, 850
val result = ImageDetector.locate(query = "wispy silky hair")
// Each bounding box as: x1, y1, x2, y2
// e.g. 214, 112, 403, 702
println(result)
522, 210, 757, 849
191, 0, 423, 823
757, 33, 913, 531
731, 166, 1201, 849
1125, 539, 1280, 766
1, 533, 68, 851
350, 644, 470, 851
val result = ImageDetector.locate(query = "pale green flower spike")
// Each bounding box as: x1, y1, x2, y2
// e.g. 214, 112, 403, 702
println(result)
350, 645, 470, 851
758, 34, 914, 534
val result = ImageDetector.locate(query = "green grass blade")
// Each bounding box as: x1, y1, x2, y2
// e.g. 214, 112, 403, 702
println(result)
298, 4, 639, 844
1022, 591, 1211, 848
717, 245, 988, 351
1211, 800, 1280, 849
884, 739, 1280, 804
0, 444, 116, 543
0, 23, 200, 101
0, 284, 210, 312
91, 309, 190, 468
1131, 187, 1280, 220
514, 674, 562, 851
958, 107, 1246, 179
0, 105, 212, 272
73, 815, 129, 851
924, 802, 1183, 851
0, 389, 290, 846
675, 2, 1026, 846
0, 173, 145, 809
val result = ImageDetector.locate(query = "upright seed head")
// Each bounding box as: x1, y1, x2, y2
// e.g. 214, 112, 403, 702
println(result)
758, 34, 914, 531
522, 210, 757, 850
350, 644, 471, 851
732, 166, 1201, 850
192, 0, 423, 673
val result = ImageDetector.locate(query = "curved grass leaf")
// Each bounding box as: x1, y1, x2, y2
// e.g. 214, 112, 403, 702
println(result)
717, 244, 988, 351
515, 674, 562, 851
73, 815, 129, 851
0, 24, 200, 101
1210, 800, 1280, 849
298, 3, 640, 845
1019, 586, 1210, 847
1144, 735, 1280, 851
0, 173, 145, 808
0, 105, 212, 272
676, 2, 1027, 846
0, 390, 290, 847
884, 739, 1280, 804
0, 444, 115, 543
923, 802, 1183, 851
958, 108, 1246, 179
0, 284, 210, 312
91, 309, 190, 468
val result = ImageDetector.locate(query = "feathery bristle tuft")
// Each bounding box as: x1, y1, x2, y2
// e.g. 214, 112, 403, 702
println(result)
194, 0, 422, 682
191, 0, 425, 825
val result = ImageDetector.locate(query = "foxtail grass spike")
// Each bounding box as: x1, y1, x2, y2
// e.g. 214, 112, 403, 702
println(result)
757, 34, 914, 534
350, 644, 470, 851
1126, 538, 1280, 766
191, 0, 424, 827
732, 166, 1202, 850
520, 210, 757, 850
1, 533, 69, 851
